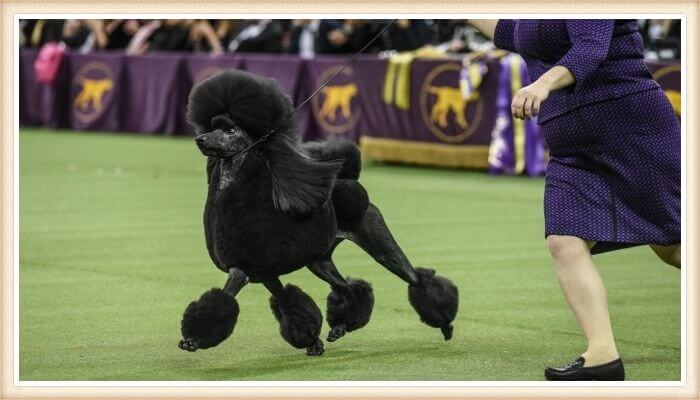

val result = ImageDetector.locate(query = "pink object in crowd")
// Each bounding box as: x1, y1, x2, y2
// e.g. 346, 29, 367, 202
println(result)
34, 42, 67, 85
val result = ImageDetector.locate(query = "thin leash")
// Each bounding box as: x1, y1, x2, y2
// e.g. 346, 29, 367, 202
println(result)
293, 19, 396, 114
232, 19, 396, 157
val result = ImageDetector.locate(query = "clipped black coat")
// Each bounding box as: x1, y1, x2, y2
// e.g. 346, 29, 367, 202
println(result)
187, 70, 361, 282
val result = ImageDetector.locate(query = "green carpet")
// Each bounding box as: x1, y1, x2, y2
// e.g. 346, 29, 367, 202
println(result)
19, 128, 680, 381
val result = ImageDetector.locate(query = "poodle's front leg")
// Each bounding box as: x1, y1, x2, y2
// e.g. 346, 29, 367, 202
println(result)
264, 278, 325, 356
307, 253, 374, 343
342, 203, 459, 341
179, 267, 248, 352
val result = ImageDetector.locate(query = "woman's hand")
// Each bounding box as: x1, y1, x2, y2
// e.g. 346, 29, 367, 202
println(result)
511, 65, 575, 119
511, 80, 550, 120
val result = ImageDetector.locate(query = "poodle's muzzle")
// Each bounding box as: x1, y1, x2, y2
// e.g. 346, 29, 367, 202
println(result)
195, 126, 253, 159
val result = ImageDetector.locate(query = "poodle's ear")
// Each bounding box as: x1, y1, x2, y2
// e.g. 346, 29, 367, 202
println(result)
266, 136, 343, 216
206, 157, 218, 185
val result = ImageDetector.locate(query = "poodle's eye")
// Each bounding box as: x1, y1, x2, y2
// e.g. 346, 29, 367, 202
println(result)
229, 129, 235, 134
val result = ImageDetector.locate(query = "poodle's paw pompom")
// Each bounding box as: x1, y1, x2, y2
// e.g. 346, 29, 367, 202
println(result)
269, 284, 323, 351
180, 288, 239, 351
306, 338, 325, 356
178, 338, 199, 352
327, 325, 347, 342
326, 278, 374, 341
408, 268, 459, 341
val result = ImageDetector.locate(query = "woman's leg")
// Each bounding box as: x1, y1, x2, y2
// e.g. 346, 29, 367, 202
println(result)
548, 235, 619, 366
650, 244, 681, 269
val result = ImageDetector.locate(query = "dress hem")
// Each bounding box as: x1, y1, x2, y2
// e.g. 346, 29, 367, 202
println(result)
544, 230, 680, 255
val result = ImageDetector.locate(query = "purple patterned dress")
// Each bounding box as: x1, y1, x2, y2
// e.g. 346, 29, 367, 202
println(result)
494, 19, 680, 253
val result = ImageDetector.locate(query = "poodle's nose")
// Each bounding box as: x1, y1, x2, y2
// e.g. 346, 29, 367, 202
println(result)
195, 135, 206, 144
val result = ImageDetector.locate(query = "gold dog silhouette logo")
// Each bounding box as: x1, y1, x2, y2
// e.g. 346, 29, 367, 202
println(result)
72, 61, 116, 124
74, 78, 113, 112
312, 66, 360, 134
421, 63, 483, 143
318, 84, 358, 122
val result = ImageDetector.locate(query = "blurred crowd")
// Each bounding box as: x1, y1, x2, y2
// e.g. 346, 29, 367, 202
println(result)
19, 19, 681, 60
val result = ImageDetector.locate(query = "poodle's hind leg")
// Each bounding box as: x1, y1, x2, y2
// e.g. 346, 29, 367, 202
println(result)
179, 267, 248, 352
341, 203, 459, 340
307, 244, 374, 342
265, 278, 325, 356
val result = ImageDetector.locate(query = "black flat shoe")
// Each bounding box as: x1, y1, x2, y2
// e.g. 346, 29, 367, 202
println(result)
545, 356, 625, 381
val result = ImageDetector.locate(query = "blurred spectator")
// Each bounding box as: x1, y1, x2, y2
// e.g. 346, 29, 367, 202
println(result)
639, 19, 681, 60
126, 20, 161, 54
61, 19, 90, 49
383, 19, 432, 52
59, 19, 109, 52
226, 20, 284, 53
432, 21, 469, 53
428, 20, 493, 54
104, 19, 141, 50
148, 19, 194, 51
25, 20, 65, 48
432, 20, 461, 45
286, 19, 319, 58
317, 20, 349, 54
189, 20, 224, 54
346, 20, 386, 53
213, 20, 235, 43
18, 18, 681, 61
126, 19, 224, 54
317, 20, 385, 54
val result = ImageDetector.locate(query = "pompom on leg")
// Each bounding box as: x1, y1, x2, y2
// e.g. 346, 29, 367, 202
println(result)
179, 288, 239, 351
408, 267, 459, 340
326, 278, 374, 342
269, 284, 325, 356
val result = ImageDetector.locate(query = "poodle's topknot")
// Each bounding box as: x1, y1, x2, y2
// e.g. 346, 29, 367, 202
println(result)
187, 69, 296, 139
187, 68, 343, 216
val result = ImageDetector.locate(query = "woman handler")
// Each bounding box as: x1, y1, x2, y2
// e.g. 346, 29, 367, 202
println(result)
467, 19, 681, 381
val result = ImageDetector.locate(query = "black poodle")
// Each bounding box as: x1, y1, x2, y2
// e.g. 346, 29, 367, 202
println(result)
178, 69, 459, 356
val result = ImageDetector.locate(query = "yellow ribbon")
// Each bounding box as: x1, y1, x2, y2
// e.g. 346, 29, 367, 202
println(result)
383, 47, 447, 110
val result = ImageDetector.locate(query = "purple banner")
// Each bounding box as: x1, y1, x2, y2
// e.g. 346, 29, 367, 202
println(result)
68, 53, 124, 131
19, 49, 680, 172
300, 57, 368, 142
123, 53, 183, 134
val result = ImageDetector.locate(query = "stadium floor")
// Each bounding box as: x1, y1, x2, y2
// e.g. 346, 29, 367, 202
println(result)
19, 128, 681, 381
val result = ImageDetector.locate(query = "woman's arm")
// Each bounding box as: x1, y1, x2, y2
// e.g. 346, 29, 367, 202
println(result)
83, 19, 109, 49
511, 66, 575, 120
512, 20, 614, 120
189, 20, 224, 54
555, 20, 614, 90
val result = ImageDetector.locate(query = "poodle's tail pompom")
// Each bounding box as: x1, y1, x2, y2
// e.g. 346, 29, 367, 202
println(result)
326, 278, 374, 342
179, 288, 239, 351
408, 268, 459, 341
269, 284, 323, 351
332, 179, 369, 231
